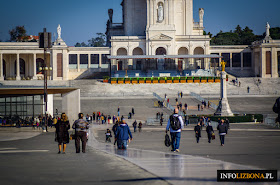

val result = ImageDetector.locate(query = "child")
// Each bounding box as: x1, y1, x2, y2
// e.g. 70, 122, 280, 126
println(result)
105, 129, 112, 142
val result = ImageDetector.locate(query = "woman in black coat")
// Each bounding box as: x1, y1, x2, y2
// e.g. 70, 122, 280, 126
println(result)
194, 123, 201, 143
55, 113, 70, 154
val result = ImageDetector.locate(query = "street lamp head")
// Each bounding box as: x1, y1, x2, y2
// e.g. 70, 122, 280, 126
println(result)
39, 67, 42, 71
49, 67, 53, 71
45, 67, 48, 70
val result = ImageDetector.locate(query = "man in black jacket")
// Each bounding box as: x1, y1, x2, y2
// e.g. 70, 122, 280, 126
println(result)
217, 119, 228, 146
273, 97, 280, 124
194, 123, 201, 143
206, 123, 214, 143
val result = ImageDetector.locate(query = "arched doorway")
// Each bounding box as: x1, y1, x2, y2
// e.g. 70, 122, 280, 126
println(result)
36, 58, 44, 74
155, 47, 167, 70
3, 59, 6, 78
133, 47, 143, 70
178, 47, 189, 71
14, 58, 26, 76
117, 48, 127, 71
194, 47, 205, 69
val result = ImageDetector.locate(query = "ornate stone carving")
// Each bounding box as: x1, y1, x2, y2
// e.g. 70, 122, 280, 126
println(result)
199, 8, 204, 22
266, 22, 270, 37
108, 9, 113, 23
158, 2, 164, 22
57, 24, 61, 39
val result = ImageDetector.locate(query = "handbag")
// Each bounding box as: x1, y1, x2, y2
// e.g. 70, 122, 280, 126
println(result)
211, 133, 215, 140
164, 134, 171, 147
70, 131, 76, 140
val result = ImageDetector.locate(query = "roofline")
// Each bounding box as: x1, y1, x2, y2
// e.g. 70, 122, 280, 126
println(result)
107, 54, 222, 60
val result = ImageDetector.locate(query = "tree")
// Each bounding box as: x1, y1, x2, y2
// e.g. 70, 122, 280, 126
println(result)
75, 42, 88, 47
88, 33, 106, 47
9, 26, 28, 42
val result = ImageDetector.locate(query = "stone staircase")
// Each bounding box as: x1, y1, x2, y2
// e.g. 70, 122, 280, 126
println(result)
1, 77, 279, 97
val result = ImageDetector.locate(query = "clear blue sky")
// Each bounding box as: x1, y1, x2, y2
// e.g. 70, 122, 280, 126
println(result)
0, 0, 279, 46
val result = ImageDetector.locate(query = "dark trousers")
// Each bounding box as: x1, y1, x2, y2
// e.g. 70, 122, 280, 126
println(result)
207, 133, 212, 143
75, 131, 87, 153
220, 135, 225, 145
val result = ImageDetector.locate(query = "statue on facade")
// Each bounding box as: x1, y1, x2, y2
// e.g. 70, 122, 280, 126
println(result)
199, 8, 204, 22
266, 22, 270, 38
108, 9, 113, 23
57, 24, 61, 39
158, 3, 164, 22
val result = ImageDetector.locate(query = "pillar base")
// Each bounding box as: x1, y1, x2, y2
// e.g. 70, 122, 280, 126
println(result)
215, 98, 234, 116
0, 76, 4, 81
16, 76, 21, 81
31, 76, 37, 80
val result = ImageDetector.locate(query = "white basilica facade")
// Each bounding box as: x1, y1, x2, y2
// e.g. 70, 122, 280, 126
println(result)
0, 0, 279, 81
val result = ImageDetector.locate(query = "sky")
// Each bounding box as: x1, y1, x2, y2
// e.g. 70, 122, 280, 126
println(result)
0, 0, 279, 46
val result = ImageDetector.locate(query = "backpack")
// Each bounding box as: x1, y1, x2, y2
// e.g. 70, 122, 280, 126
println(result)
273, 98, 280, 114
164, 134, 171, 147
170, 115, 181, 130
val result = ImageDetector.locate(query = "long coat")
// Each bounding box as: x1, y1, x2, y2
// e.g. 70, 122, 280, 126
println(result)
194, 125, 201, 138
55, 120, 70, 144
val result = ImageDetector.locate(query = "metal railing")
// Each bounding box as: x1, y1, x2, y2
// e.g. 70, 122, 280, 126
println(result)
190, 92, 218, 110
153, 92, 184, 116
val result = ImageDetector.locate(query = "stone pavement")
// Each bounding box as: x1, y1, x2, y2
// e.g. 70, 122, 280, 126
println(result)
0, 131, 169, 185
90, 124, 280, 185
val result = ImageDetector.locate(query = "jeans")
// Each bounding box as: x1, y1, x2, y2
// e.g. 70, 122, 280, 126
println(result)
220, 135, 225, 145
117, 140, 128, 149
170, 132, 181, 151
134, 127, 136, 132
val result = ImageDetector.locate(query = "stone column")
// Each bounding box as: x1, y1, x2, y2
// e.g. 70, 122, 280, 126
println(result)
272, 47, 278, 78
215, 71, 233, 116
261, 49, 266, 78
77, 54, 80, 72
230, 53, 233, 70
62, 89, 80, 127
241, 52, 244, 70
32, 54, 37, 80
88, 54, 91, 69
16, 53, 21, 80
99, 54, 102, 68
0, 53, 4, 81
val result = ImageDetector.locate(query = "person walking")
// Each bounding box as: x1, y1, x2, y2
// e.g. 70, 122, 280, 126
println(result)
132, 120, 137, 132
273, 97, 280, 125
112, 121, 119, 145
105, 129, 112, 142
132, 108, 135, 115
194, 123, 201, 143
72, 113, 89, 153
117, 107, 120, 117
166, 108, 184, 152
55, 113, 70, 154
138, 121, 142, 132
115, 120, 133, 149
206, 122, 214, 143
217, 119, 228, 146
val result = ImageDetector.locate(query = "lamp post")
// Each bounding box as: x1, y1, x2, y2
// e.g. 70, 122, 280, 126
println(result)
39, 28, 52, 132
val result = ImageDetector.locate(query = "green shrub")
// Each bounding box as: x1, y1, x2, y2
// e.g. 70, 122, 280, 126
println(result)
117, 78, 124, 81
159, 77, 165, 80
131, 78, 138, 81
146, 77, 152, 81
124, 78, 130, 81
166, 77, 173, 80
201, 77, 207, 80
139, 77, 145, 81
173, 77, 180, 80
187, 77, 193, 80
194, 77, 200, 80
103, 76, 109, 80
111, 78, 117, 81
